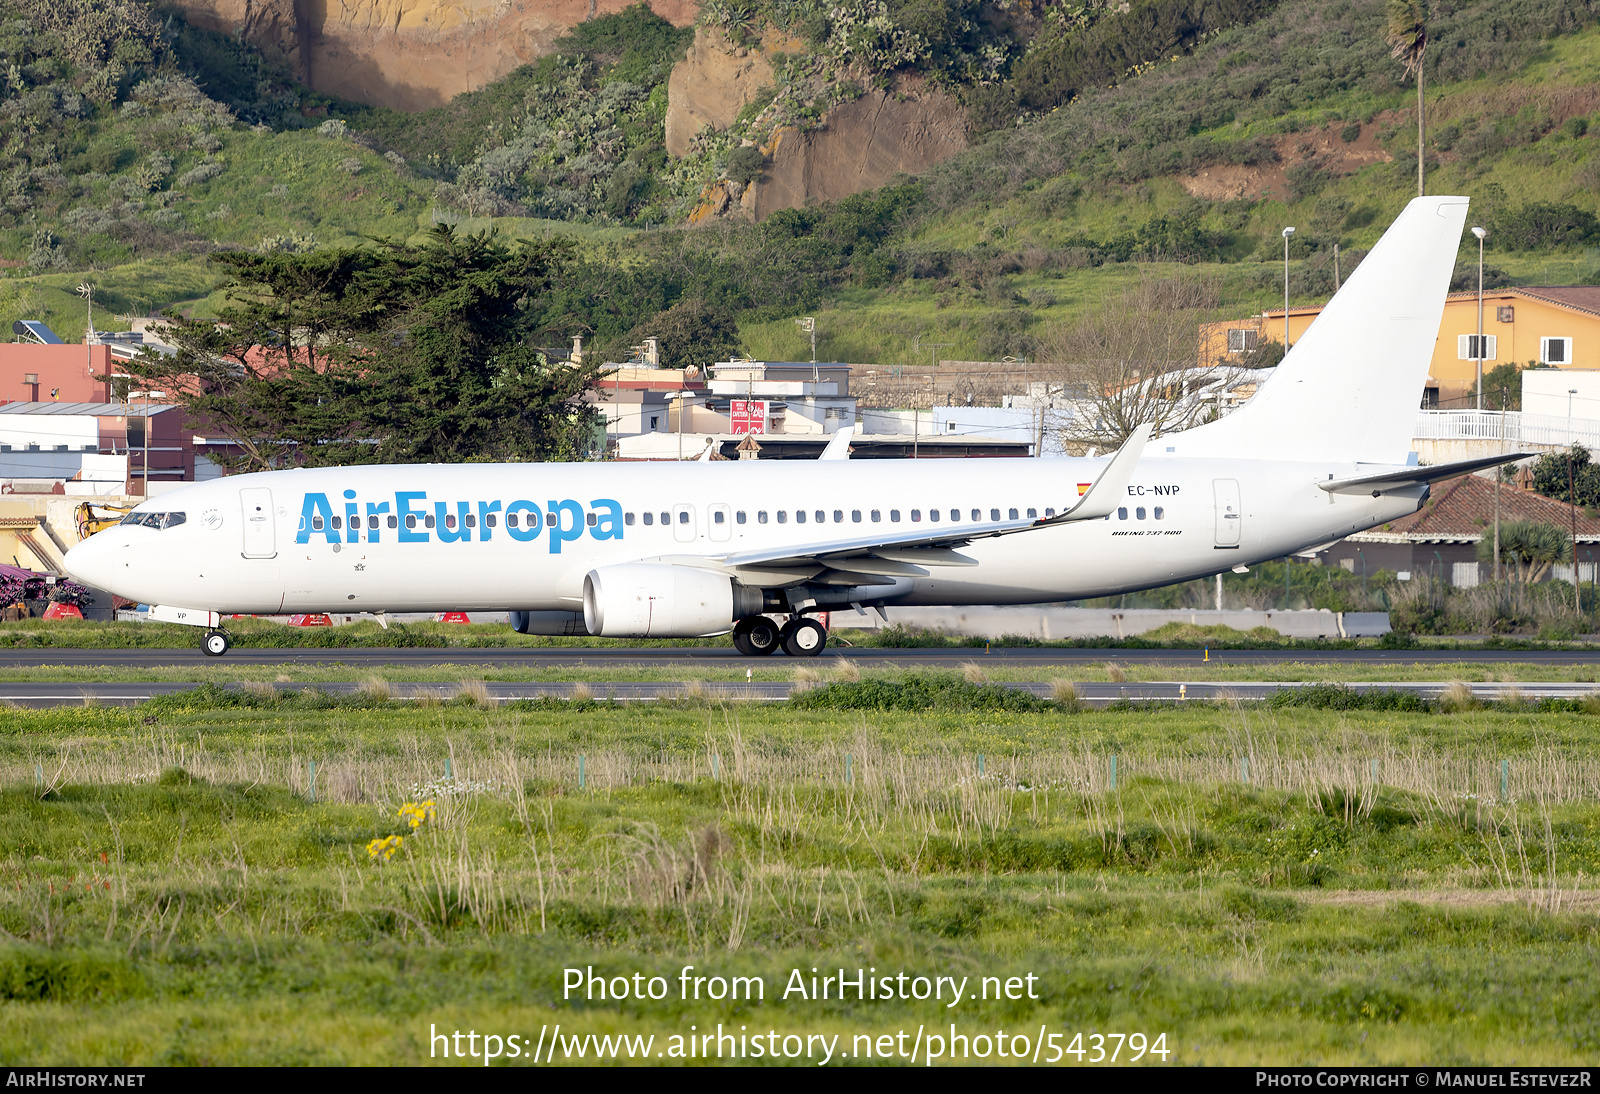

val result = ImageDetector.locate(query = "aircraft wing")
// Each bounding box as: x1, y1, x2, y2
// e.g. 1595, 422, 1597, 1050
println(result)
1319, 452, 1536, 496
700, 424, 1150, 577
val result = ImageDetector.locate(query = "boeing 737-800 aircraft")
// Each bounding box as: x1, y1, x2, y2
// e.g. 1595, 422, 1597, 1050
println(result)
64, 195, 1520, 656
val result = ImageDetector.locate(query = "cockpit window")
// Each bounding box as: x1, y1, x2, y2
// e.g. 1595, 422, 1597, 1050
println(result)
119, 511, 186, 530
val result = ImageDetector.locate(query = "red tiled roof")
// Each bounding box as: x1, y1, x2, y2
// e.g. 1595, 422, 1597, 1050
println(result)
1355, 474, 1600, 543
1515, 286, 1600, 317
1271, 287, 1600, 321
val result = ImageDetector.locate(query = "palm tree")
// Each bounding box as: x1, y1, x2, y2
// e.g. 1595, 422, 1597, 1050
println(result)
1478, 521, 1569, 583
1386, 0, 1429, 197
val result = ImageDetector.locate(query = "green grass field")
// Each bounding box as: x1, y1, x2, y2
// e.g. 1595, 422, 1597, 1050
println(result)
3, 688, 1600, 1065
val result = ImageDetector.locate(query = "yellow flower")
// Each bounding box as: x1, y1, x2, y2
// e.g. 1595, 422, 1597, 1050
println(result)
397, 800, 436, 829
366, 835, 403, 861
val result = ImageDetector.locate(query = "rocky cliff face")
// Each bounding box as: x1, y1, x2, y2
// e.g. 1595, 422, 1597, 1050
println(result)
173, 0, 699, 111
664, 27, 784, 157
744, 83, 967, 219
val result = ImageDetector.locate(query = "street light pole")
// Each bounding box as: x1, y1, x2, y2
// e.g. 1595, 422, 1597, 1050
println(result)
1472, 227, 1487, 409
1281, 227, 1295, 353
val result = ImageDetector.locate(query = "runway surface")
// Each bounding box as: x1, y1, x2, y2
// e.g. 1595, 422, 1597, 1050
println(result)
2, 679, 1595, 708
0, 645, 1598, 669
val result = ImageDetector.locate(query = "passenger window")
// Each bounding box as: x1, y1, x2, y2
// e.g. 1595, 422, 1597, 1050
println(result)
445, 514, 457, 530
1154, 507, 1164, 520
1117, 507, 1128, 520
971, 509, 980, 521
625, 512, 635, 526
1136, 507, 1146, 520
833, 510, 843, 523
950, 510, 959, 521
713, 511, 725, 524
465, 514, 476, 529
815, 510, 825, 523
929, 509, 941, 522
660, 512, 669, 525
736, 511, 746, 525
990, 508, 1000, 521
796, 510, 807, 524
1009, 508, 1019, 520
331, 516, 342, 530
387, 515, 398, 529
586, 512, 597, 528
758, 511, 768, 524
871, 510, 881, 522
312, 516, 324, 530
1046, 508, 1056, 517
405, 514, 417, 529
851, 510, 861, 522
911, 509, 921, 522
890, 510, 901, 522
1026, 508, 1037, 518
425, 514, 436, 529
486, 514, 497, 528
677, 511, 689, 524
643, 512, 653, 526
777, 510, 788, 523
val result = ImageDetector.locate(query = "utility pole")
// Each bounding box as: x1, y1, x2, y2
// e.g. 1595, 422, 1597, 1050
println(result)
1494, 393, 1504, 585
76, 282, 93, 392
1472, 227, 1487, 408
1281, 227, 1295, 352
795, 317, 817, 383
1571, 449, 1582, 618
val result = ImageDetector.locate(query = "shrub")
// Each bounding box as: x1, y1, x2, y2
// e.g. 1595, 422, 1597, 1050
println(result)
726, 145, 764, 185
789, 673, 1050, 711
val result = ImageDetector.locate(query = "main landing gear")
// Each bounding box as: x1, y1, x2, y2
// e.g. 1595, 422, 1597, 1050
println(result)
732, 615, 827, 657
201, 629, 232, 657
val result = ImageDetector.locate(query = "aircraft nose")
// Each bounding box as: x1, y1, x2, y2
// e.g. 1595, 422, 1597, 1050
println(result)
63, 533, 119, 593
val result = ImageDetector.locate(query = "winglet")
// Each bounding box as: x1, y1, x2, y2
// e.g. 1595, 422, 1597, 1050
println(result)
1045, 423, 1151, 524
819, 425, 855, 460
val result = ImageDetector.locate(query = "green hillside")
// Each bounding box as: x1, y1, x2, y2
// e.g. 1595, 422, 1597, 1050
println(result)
2, 0, 1599, 364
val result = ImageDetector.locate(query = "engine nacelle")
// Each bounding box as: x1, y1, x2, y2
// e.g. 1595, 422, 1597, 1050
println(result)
509, 610, 590, 636
583, 564, 761, 637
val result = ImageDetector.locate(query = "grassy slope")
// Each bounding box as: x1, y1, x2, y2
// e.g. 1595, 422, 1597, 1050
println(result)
6, 6, 1598, 358
739, 24, 1600, 364
2, 700, 1600, 1063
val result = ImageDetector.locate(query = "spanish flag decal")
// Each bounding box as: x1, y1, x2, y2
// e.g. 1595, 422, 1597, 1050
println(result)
1077, 483, 1092, 496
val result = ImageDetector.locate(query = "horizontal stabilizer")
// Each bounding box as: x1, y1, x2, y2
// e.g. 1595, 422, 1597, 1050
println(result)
818, 426, 854, 460
1319, 452, 1537, 496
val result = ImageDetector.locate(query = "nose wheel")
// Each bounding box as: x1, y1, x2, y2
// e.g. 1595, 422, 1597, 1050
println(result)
732, 615, 783, 656
780, 617, 828, 657
201, 629, 232, 657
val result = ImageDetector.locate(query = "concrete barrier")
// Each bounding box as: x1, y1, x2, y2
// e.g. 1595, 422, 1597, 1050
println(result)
845, 606, 1390, 640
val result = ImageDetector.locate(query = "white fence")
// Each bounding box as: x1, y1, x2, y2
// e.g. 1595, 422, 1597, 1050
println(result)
1415, 410, 1600, 450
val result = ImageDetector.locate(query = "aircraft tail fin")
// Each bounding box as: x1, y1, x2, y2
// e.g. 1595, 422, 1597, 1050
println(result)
1174, 195, 1469, 464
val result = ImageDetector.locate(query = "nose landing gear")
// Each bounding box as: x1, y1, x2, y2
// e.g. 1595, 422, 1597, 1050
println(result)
201, 629, 232, 657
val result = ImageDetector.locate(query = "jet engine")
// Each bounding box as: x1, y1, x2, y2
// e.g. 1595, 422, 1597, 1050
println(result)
508, 611, 590, 636
583, 564, 763, 638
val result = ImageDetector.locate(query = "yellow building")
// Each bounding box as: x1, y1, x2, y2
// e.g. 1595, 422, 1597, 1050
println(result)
1200, 287, 1600, 408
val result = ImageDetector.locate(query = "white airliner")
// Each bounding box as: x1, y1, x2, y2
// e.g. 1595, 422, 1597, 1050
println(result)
65, 195, 1517, 657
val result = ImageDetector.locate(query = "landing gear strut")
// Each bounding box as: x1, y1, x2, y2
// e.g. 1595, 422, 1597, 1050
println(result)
201, 629, 232, 657
732, 615, 782, 656
779, 616, 828, 657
